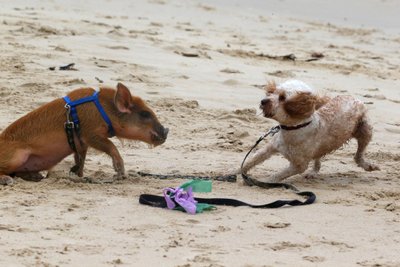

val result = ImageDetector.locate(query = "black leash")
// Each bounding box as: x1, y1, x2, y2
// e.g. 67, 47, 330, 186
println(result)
139, 125, 316, 210
137, 171, 237, 183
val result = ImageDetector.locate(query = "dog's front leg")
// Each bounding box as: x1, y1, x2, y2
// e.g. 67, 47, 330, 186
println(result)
269, 162, 308, 182
241, 143, 277, 174
304, 159, 321, 179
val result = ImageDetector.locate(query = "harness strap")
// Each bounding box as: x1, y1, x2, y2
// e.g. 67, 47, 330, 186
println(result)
64, 122, 78, 152
63, 90, 115, 136
92, 93, 115, 137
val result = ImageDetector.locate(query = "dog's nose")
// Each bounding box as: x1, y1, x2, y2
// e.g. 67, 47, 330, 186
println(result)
261, 99, 270, 106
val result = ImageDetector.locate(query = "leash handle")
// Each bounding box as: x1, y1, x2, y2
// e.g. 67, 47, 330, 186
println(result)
139, 191, 316, 209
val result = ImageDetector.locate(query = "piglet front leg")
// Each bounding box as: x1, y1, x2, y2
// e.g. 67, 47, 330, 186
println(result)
70, 144, 88, 177
86, 135, 126, 180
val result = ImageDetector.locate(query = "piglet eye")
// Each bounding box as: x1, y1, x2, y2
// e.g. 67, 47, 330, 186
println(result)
139, 110, 152, 119
279, 94, 286, 101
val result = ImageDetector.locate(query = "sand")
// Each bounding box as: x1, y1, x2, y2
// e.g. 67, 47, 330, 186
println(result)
0, 0, 399, 266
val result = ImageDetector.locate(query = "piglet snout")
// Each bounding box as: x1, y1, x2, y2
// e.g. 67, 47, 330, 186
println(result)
162, 127, 169, 140
151, 125, 168, 145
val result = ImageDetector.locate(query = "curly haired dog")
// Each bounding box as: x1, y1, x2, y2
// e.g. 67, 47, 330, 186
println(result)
241, 80, 379, 182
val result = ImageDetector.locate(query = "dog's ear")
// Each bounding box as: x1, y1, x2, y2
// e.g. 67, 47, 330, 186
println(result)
284, 92, 317, 119
315, 95, 330, 110
265, 81, 277, 94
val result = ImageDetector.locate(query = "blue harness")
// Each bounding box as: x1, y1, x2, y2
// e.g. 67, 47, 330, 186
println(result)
63, 90, 115, 152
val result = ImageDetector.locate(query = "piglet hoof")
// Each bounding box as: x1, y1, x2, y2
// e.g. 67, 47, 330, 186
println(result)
15, 172, 44, 182
365, 163, 380, 172
70, 165, 79, 175
0, 175, 14, 186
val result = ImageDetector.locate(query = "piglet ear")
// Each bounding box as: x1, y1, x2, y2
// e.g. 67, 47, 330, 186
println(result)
114, 82, 133, 113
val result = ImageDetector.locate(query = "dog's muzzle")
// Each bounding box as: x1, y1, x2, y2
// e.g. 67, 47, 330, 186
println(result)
260, 98, 274, 118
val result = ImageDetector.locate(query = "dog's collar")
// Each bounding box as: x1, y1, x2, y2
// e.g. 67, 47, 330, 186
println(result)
280, 120, 312, 131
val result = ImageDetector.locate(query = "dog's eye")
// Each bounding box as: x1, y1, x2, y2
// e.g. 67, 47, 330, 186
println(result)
139, 111, 152, 119
279, 94, 286, 101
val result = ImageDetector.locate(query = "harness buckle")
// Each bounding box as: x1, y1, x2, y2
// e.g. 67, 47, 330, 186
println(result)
64, 121, 75, 129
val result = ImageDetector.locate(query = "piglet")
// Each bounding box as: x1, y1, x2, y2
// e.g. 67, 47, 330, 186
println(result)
0, 83, 168, 185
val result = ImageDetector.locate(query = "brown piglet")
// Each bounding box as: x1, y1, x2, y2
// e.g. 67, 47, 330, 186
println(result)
0, 83, 168, 185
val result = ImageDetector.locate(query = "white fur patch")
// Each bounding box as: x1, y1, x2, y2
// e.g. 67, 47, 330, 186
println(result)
277, 80, 315, 95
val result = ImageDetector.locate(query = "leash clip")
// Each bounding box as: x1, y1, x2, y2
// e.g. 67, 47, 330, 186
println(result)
259, 125, 280, 141
269, 125, 281, 136
64, 104, 74, 128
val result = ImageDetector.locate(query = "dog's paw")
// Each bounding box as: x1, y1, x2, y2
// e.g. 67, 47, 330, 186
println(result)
113, 173, 127, 180
304, 171, 319, 179
357, 158, 380, 172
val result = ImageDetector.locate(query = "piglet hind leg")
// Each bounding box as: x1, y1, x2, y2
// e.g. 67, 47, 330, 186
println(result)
0, 143, 32, 185
86, 136, 126, 180
0, 175, 14, 185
